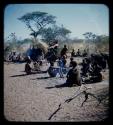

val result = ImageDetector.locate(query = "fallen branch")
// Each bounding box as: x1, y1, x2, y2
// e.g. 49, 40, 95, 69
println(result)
65, 85, 91, 103
48, 103, 62, 120
48, 85, 106, 120
81, 91, 101, 107
48, 85, 86, 120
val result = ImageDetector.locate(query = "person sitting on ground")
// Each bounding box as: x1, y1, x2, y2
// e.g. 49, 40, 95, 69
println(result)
55, 61, 81, 88
82, 49, 88, 57
62, 55, 67, 67
86, 61, 103, 83
48, 62, 57, 77
76, 49, 81, 56
60, 45, 68, 58
66, 61, 81, 86
81, 58, 90, 77
71, 49, 75, 57
33, 61, 41, 71
25, 59, 32, 74
69, 57, 74, 67
57, 57, 64, 78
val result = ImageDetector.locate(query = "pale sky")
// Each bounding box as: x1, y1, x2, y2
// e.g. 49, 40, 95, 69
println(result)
4, 4, 109, 40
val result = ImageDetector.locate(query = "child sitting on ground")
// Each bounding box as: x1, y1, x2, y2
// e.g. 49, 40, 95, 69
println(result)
25, 59, 32, 74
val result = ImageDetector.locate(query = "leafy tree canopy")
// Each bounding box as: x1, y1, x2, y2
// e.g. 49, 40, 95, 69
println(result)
18, 11, 56, 38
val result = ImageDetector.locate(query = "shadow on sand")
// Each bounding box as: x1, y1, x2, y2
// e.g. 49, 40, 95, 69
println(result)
31, 76, 51, 80
45, 80, 104, 89
45, 83, 75, 89
10, 71, 47, 77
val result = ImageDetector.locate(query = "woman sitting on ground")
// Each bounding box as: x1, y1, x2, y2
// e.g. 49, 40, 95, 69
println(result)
89, 62, 102, 83
66, 61, 81, 86
48, 62, 57, 77
55, 61, 81, 88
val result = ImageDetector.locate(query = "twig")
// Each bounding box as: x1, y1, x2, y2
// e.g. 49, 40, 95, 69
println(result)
81, 91, 101, 107
65, 85, 91, 103
48, 103, 62, 120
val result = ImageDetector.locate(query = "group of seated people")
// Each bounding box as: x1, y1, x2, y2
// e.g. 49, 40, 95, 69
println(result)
25, 57, 43, 75
7, 52, 25, 63
25, 56, 81, 87
24, 45, 108, 87
71, 49, 88, 57
81, 59, 103, 84
80, 53, 109, 84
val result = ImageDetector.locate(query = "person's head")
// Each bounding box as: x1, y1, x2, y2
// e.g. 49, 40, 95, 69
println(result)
72, 49, 74, 52
63, 55, 66, 59
70, 57, 74, 61
72, 61, 77, 68
58, 57, 61, 60
33, 61, 37, 65
50, 62, 54, 66
27, 59, 31, 64
83, 58, 86, 63
55, 40, 58, 44
64, 45, 66, 48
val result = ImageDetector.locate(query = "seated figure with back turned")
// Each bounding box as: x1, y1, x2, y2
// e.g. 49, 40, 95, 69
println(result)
69, 57, 74, 67
71, 49, 75, 57
55, 61, 81, 88
76, 49, 81, 56
66, 61, 81, 86
48, 62, 57, 77
25, 58, 32, 74
60, 45, 68, 58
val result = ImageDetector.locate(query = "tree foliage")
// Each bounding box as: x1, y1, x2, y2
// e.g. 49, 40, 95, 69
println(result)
83, 32, 97, 42
41, 25, 71, 43
18, 11, 56, 38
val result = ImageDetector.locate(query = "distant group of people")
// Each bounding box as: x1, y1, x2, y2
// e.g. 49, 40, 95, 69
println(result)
7, 52, 26, 63
71, 49, 88, 57
81, 53, 109, 83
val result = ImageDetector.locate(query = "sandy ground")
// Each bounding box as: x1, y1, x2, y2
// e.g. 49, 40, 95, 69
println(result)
4, 57, 109, 122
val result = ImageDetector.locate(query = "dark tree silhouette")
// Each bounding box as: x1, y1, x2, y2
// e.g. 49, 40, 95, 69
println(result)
18, 11, 56, 39
41, 25, 71, 43
83, 32, 97, 41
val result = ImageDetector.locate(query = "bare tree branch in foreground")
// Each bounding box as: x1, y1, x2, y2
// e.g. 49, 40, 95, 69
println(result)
48, 85, 107, 120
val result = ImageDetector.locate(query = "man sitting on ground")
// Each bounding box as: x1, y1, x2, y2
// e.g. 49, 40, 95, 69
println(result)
60, 45, 68, 58
71, 49, 75, 57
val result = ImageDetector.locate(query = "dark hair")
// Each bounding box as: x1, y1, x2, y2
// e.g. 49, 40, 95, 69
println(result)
70, 57, 73, 61
72, 61, 77, 67
26, 57, 31, 63
50, 62, 54, 66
